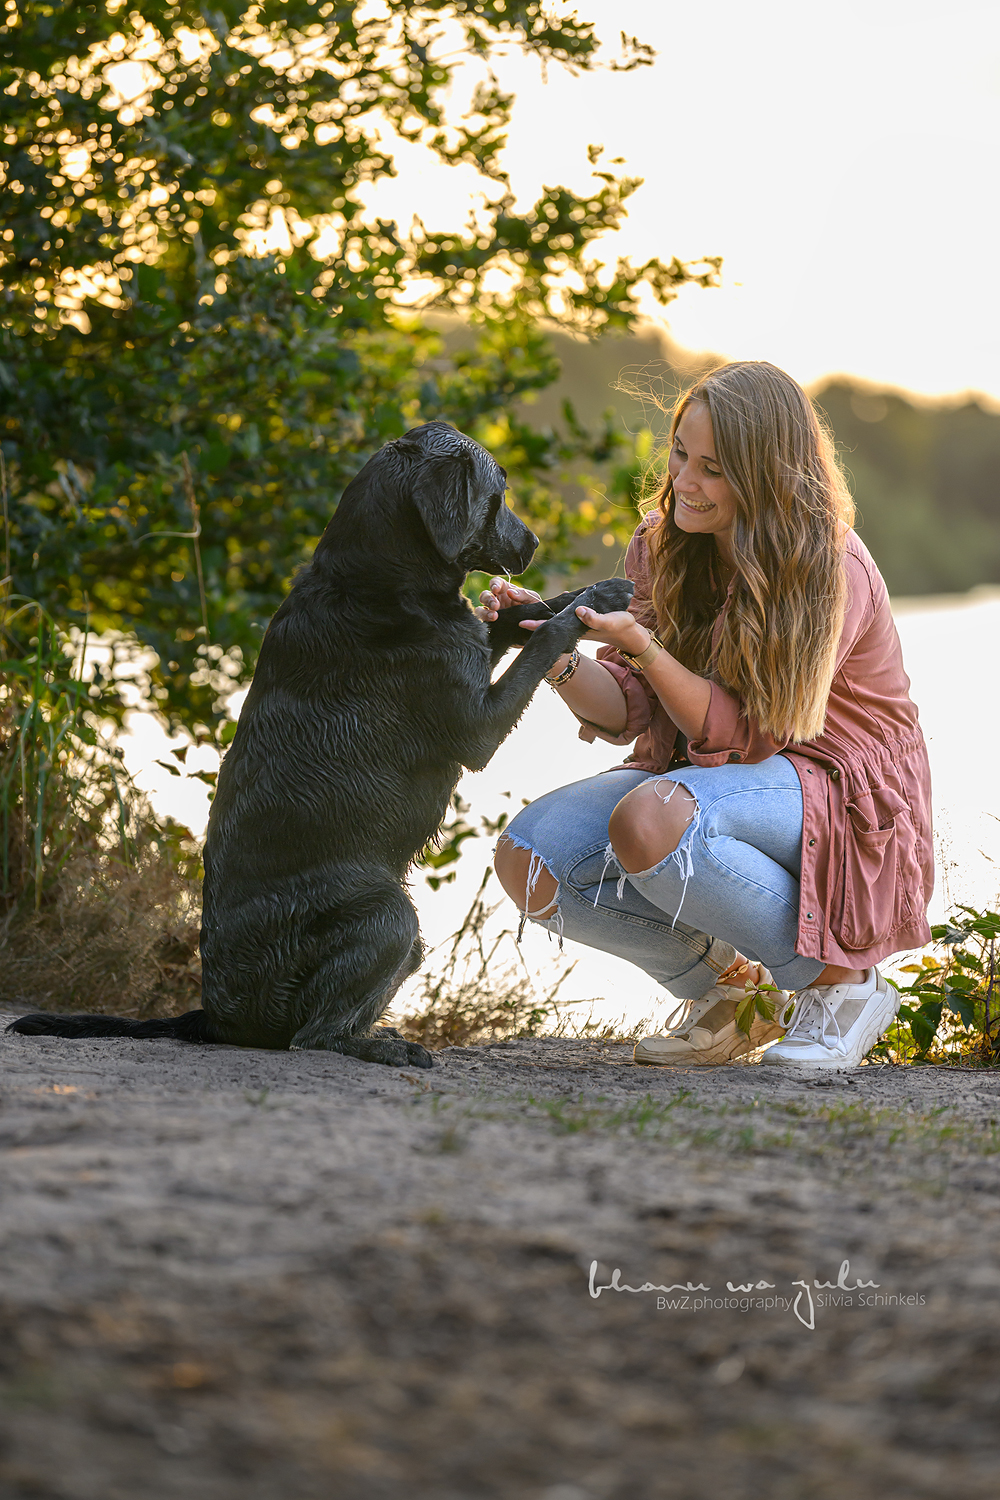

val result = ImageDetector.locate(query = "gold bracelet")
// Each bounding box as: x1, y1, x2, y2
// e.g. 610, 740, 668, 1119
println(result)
545, 648, 580, 688
617, 632, 664, 673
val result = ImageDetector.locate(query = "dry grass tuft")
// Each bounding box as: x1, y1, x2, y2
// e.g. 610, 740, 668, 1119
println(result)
393, 870, 576, 1050
391, 868, 651, 1050
2, 600, 203, 1019
0, 839, 202, 1018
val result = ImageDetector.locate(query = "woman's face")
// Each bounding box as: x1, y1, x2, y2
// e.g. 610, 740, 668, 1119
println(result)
667, 400, 740, 548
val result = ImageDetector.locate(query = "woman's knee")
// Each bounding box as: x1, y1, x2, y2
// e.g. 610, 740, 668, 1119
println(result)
608, 779, 698, 874
493, 835, 559, 918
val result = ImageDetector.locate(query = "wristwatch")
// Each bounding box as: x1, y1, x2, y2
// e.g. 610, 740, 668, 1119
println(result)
617, 631, 665, 673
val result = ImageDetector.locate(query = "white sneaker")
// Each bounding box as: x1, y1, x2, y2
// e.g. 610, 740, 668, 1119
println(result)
760, 968, 899, 1070
634, 968, 791, 1067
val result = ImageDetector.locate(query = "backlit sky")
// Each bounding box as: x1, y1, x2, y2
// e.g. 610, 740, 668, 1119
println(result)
361, 0, 1000, 402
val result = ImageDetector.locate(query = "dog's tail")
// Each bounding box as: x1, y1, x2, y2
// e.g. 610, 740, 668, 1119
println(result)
6, 1009, 219, 1043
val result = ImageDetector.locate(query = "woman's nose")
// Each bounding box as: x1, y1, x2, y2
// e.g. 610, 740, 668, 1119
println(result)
674, 461, 697, 494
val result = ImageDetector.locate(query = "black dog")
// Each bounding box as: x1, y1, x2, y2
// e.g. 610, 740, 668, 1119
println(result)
9, 423, 632, 1066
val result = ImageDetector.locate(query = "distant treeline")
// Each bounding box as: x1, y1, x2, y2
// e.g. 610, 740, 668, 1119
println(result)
812, 382, 1000, 597
519, 328, 1000, 598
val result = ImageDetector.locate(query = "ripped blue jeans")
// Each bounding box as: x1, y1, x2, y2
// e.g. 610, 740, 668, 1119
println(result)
502, 758, 826, 1002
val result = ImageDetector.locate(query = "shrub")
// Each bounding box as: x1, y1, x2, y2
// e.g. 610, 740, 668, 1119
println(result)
874, 906, 1000, 1066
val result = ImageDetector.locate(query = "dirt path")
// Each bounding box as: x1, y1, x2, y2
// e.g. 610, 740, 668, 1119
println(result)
2, 1014, 999, 1499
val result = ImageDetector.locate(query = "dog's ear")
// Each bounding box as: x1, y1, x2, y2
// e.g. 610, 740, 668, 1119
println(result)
410, 453, 478, 562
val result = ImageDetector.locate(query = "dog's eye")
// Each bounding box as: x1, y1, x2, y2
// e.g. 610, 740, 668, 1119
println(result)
487, 491, 504, 519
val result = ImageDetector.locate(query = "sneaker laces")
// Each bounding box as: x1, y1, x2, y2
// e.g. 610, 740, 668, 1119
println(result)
659, 994, 716, 1037
781, 987, 844, 1049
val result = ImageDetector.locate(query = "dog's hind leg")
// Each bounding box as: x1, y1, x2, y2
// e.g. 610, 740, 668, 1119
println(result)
288, 894, 433, 1068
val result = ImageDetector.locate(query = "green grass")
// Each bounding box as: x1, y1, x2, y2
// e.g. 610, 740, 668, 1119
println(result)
412, 1086, 1000, 1168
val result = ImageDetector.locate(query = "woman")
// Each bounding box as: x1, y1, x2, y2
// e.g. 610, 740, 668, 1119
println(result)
482, 361, 933, 1069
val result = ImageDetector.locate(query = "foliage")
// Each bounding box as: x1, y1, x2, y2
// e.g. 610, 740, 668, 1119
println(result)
873, 906, 1000, 1066
416, 788, 515, 890
1, 0, 718, 738
0, 592, 202, 1014
2, 597, 132, 911
814, 382, 1000, 596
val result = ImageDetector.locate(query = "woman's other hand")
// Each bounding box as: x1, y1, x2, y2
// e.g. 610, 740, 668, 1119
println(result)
473, 578, 543, 623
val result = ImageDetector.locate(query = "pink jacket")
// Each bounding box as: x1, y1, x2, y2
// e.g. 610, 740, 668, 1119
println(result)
578, 522, 934, 968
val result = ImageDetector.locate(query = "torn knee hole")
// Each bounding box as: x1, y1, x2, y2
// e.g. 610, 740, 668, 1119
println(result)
494, 837, 559, 920
608, 779, 700, 876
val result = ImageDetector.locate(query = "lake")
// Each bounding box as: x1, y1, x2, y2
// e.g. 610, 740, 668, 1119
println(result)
122, 586, 1000, 1033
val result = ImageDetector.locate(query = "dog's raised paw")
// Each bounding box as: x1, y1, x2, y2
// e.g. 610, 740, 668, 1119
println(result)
578, 577, 634, 615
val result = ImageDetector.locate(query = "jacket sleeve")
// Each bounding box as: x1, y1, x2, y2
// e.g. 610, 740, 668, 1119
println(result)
574, 522, 660, 746
686, 549, 877, 766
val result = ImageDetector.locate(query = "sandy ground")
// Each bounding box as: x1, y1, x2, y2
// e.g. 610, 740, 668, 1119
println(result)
1, 1010, 999, 1500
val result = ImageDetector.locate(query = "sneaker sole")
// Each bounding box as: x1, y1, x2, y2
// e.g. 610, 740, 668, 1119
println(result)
760, 982, 899, 1071
635, 1021, 786, 1068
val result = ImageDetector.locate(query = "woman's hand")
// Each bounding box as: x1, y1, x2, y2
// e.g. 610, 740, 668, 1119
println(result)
475, 583, 650, 657
572, 606, 650, 656
473, 577, 542, 623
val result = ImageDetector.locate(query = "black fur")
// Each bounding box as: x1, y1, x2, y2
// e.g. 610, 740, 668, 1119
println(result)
8, 424, 632, 1066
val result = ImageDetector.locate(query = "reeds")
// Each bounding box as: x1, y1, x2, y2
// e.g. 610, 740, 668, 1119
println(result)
1, 596, 202, 1017
394, 869, 578, 1049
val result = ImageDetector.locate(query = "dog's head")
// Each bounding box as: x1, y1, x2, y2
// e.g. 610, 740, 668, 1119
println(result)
390, 423, 538, 575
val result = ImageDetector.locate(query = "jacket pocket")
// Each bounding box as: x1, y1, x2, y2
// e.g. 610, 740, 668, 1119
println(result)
839, 797, 915, 951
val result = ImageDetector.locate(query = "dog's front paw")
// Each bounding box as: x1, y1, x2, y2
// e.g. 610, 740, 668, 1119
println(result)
377, 1027, 435, 1069
576, 577, 635, 616
290, 1027, 436, 1068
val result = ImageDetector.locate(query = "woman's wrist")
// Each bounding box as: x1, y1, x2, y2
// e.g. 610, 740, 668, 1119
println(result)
617, 625, 665, 674
620, 624, 651, 655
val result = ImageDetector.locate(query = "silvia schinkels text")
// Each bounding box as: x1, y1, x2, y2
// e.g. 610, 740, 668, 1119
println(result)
588, 1258, 926, 1330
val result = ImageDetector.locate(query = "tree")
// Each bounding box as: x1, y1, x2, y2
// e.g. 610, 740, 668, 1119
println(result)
1, 1, 718, 736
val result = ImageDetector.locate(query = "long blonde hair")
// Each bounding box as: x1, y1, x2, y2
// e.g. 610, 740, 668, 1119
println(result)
646, 362, 855, 743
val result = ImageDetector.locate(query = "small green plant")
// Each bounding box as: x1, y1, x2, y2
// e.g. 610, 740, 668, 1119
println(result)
874, 906, 1000, 1065
734, 978, 782, 1038
523, 1090, 694, 1137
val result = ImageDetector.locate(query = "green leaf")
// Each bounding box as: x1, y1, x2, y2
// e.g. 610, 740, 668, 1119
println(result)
908, 1013, 938, 1053
734, 993, 757, 1038
945, 992, 978, 1029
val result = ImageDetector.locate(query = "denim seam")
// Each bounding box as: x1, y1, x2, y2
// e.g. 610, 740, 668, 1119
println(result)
698, 832, 803, 914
